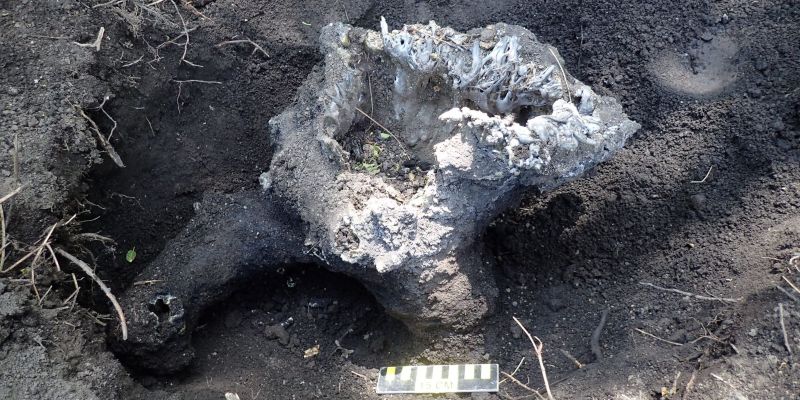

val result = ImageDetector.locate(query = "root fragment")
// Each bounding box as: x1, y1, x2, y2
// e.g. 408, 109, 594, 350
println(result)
72, 101, 125, 167
639, 281, 740, 303
216, 38, 269, 57
55, 248, 128, 340
512, 316, 555, 400
590, 309, 609, 361
633, 328, 684, 346
73, 27, 105, 51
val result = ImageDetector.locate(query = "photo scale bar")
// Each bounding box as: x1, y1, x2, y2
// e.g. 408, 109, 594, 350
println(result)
376, 363, 499, 394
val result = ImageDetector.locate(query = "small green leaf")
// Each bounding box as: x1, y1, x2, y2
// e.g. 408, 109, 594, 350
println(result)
379, 131, 391, 141
126, 248, 137, 263
370, 144, 381, 159
362, 162, 380, 175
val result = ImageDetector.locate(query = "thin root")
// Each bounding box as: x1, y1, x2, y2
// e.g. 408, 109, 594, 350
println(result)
216, 38, 269, 58
55, 248, 128, 340
512, 316, 555, 400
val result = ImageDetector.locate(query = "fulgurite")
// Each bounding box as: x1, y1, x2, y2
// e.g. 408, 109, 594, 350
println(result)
112, 18, 639, 372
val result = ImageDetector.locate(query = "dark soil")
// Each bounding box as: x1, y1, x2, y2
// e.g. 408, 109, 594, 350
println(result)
1, 0, 799, 399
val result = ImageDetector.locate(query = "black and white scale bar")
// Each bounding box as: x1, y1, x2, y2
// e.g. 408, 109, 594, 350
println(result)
376, 364, 499, 394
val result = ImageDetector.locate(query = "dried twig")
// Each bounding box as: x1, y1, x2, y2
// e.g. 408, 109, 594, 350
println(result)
512, 316, 555, 400
500, 356, 526, 383
73, 103, 125, 167
684, 369, 697, 398
335, 0, 349, 22
122, 55, 144, 67
0, 187, 23, 271
778, 303, 793, 361
783, 276, 800, 295
12, 133, 19, 184
349, 370, 369, 380
38, 285, 53, 306
62, 273, 80, 310
591, 309, 609, 361
710, 373, 747, 398
92, 0, 122, 7
776, 285, 799, 303
690, 165, 714, 184
0, 186, 23, 204
639, 282, 740, 303
633, 328, 684, 346
216, 38, 269, 57
45, 244, 61, 271
164, 0, 201, 67
55, 247, 128, 340
558, 349, 583, 369
74, 27, 105, 51
2, 215, 69, 273
133, 279, 163, 286
501, 371, 547, 400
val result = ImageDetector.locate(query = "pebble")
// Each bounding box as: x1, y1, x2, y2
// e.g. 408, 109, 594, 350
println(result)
689, 194, 706, 210
368, 334, 386, 353
544, 296, 565, 312
7, 87, 19, 96
224, 310, 243, 329
264, 324, 290, 346
755, 59, 768, 72
510, 324, 522, 339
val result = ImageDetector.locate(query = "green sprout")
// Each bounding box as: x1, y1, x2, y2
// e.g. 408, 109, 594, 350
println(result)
125, 248, 137, 263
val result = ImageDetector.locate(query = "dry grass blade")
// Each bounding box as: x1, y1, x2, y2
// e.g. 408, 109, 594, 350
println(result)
639, 281, 740, 303
548, 47, 572, 104
512, 316, 555, 400
0, 186, 24, 204
0, 187, 24, 271
55, 248, 128, 340
2, 218, 61, 273
778, 303, 793, 361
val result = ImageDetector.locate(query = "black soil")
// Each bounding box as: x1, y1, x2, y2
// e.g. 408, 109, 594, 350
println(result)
1, 0, 799, 399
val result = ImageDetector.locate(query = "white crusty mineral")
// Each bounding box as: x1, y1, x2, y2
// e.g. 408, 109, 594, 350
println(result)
266, 18, 639, 329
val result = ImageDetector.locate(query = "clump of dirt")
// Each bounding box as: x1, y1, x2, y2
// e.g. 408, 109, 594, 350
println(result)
1, 0, 799, 399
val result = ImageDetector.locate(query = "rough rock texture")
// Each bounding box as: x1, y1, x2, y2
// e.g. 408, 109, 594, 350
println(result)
114, 19, 638, 372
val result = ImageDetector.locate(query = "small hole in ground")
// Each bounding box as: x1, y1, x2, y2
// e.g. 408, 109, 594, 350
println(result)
131, 264, 418, 398
147, 298, 171, 320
